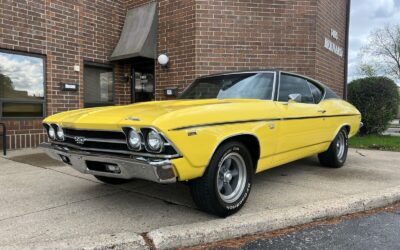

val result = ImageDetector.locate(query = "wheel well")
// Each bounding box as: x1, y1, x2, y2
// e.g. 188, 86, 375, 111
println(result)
223, 134, 260, 171
342, 125, 350, 135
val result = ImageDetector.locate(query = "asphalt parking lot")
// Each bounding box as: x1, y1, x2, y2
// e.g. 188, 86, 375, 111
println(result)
1, 148, 400, 248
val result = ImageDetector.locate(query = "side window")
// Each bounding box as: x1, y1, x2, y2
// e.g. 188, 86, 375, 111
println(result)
278, 74, 314, 104
308, 81, 323, 103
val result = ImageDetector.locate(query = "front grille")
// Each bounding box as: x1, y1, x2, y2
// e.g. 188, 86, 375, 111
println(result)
55, 128, 180, 159
64, 129, 126, 140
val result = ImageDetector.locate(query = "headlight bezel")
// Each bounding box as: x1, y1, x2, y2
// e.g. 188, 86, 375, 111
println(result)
146, 129, 164, 153
123, 127, 166, 154
55, 124, 65, 141
46, 124, 56, 140
127, 128, 142, 151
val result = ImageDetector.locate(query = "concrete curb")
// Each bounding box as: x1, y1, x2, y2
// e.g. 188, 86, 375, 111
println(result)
4, 232, 148, 250
148, 186, 400, 249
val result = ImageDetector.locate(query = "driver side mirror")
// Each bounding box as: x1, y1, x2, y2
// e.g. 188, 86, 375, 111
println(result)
288, 93, 302, 103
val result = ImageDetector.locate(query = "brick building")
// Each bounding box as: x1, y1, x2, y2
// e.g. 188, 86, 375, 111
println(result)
0, 0, 350, 150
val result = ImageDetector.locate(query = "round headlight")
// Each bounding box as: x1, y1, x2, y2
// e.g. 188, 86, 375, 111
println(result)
147, 130, 163, 151
128, 129, 141, 150
56, 125, 64, 141
48, 126, 56, 140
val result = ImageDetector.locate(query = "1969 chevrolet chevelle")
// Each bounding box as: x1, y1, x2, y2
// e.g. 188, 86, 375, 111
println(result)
41, 70, 361, 217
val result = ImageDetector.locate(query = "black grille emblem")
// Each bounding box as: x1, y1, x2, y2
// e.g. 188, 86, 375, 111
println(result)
74, 136, 87, 144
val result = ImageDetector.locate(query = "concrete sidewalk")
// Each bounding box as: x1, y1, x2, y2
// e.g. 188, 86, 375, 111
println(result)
0, 149, 399, 249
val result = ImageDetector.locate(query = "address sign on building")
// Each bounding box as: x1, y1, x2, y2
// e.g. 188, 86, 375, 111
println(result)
324, 28, 343, 57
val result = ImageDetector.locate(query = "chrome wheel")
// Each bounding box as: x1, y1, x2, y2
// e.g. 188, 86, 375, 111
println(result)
336, 131, 346, 159
216, 152, 247, 203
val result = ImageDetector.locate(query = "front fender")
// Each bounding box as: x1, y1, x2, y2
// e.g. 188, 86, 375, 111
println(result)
165, 122, 277, 181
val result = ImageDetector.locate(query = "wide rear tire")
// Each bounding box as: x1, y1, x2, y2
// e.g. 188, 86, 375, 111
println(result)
318, 127, 348, 168
190, 141, 253, 217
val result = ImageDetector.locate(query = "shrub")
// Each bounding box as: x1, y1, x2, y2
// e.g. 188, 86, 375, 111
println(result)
348, 76, 399, 134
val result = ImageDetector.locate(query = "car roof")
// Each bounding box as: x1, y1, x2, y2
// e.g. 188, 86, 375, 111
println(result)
196, 69, 340, 100
197, 69, 321, 85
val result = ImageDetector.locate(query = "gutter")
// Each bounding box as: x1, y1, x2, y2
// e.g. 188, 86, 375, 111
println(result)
343, 0, 351, 100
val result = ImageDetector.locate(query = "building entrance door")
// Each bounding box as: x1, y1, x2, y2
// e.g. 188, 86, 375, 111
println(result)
130, 59, 155, 103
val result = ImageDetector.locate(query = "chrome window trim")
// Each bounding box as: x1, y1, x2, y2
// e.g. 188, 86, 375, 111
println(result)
305, 80, 316, 104
276, 71, 325, 104
278, 71, 328, 102
306, 80, 324, 104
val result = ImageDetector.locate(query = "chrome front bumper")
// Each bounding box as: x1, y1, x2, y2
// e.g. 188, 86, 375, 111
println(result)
40, 143, 176, 183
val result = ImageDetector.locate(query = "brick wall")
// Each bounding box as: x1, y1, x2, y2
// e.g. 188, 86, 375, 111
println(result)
315, 0, 348, 95
154, 0, 196, 99
194, 0, 318, 77
0, 0, 128, 150
153, 0, 348, 100
0, 0, 348, 150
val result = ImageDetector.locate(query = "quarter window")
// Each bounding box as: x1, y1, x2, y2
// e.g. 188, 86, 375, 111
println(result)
278, 74, 314, 104
84, 64, 114, 108
0, 50, 45, 118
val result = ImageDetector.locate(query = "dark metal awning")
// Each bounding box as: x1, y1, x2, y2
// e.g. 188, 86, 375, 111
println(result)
110, 2, 157, 61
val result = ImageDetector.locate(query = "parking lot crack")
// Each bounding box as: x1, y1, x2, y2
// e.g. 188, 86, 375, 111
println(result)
355, 150, 367, 157
116, 186, 197, 210
141, 232, 156, 250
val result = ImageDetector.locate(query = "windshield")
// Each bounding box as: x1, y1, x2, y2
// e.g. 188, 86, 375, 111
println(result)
179, 73, 275, 100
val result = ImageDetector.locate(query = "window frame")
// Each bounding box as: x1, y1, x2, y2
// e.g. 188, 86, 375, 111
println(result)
306, 80, 324, 104
179, 71, 277, 101
276, 72, 315, 104
0, 49, 46, 119
83, 61, 116, 108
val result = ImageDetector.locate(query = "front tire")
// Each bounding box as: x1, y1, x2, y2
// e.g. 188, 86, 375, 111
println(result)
190, 141, 253, 217
318, 127, 348, 168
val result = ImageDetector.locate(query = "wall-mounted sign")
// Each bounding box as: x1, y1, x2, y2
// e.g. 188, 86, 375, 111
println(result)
324, 28, 343, 57
61, 82, 78, 91
164, 87, 177, 97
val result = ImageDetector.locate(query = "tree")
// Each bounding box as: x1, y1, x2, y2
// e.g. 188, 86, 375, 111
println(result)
348, 77, 399, 134
363, 24, 400, 80
357, 63, 377, 78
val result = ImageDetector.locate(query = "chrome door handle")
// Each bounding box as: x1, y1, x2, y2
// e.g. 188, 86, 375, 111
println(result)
318, 110, 326, 114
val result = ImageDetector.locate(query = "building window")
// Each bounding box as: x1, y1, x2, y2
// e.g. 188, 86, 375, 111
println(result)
84, 64, 114, 108
0, 50, 45, 118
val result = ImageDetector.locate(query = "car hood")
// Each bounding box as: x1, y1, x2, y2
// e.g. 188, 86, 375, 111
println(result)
44, 99, 276, 131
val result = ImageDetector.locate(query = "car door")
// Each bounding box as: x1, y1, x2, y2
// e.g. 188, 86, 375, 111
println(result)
273, 73, 327, 165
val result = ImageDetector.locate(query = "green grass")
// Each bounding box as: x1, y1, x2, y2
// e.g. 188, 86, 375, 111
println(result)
349, 135, 400, 152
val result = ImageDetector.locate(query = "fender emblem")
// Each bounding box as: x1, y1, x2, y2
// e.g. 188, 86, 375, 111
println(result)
268, 122, 275, 129
74, 136, 87, 144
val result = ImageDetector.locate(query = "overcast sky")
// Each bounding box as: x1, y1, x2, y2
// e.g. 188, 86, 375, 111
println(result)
348, 0, 400, 82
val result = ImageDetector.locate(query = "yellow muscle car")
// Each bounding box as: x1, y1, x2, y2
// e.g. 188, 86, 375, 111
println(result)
41, 70, 361, 217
